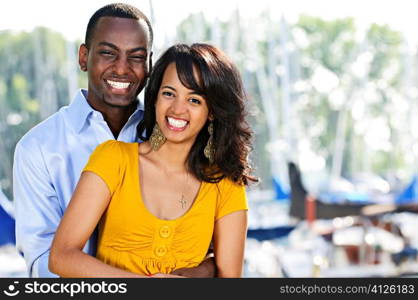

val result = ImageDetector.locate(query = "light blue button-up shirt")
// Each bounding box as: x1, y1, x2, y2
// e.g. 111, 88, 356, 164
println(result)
13, 89, 143, 277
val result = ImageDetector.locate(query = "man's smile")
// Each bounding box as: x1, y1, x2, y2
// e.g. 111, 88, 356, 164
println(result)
106, 79, 131, 90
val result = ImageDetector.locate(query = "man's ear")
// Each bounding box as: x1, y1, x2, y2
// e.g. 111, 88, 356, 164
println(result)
79, 44, 88, 72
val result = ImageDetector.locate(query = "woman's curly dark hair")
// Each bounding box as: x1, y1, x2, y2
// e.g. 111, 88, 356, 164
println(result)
137, 43, 257, 186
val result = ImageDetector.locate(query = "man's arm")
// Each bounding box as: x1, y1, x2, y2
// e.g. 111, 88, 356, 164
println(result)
170, 254, 217, 278
13, 139, 61, 277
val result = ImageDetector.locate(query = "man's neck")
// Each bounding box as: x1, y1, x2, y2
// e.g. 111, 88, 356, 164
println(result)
83, 89, 139, 138
86, 99, 137, 139
101, 105, 136, 138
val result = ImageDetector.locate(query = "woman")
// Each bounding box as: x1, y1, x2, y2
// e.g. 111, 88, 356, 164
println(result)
49, 43, 257, 278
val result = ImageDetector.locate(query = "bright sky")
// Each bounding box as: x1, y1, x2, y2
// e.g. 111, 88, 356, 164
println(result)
1, 0, 418, 44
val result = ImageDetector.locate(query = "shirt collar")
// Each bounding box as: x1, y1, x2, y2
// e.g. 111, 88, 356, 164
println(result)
66, 89, 95, 133
66, 89, 144, 134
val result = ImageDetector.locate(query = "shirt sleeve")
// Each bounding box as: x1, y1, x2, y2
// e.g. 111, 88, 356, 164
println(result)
82, 140, 124, 195
215, 179, 248, 221
13, 138, 60, 278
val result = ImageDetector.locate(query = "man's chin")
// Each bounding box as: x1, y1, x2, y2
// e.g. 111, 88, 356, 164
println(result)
106, 100, 138, 108
103, 96, 138, 108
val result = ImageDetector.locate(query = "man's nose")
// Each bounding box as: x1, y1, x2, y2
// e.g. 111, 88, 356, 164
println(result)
113, 56, 129, 76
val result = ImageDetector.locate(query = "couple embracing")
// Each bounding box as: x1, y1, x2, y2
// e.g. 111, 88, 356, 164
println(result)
14, 3, 257, 278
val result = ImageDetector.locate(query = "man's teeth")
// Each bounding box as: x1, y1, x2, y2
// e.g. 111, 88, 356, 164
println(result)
167, 117, 188, 128
107, 80, 130, 89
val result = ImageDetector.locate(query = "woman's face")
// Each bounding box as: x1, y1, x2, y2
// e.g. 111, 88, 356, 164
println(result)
155, 62, 210, 147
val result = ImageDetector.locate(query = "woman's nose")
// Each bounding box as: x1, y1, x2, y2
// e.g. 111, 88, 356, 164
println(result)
170, 98, 187, 114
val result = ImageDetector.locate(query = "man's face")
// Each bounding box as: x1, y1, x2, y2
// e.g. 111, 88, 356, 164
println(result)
79, 17, 152, 110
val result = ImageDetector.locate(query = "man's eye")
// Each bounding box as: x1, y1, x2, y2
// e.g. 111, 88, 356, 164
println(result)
129, 56, 146, 61
100, 51, 114, 56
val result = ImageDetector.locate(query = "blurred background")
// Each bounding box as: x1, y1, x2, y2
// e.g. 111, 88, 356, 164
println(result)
1, 0, 418, 277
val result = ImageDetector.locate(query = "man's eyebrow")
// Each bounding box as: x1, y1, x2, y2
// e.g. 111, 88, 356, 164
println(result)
128, 47, 148, 53
98, 42, 119, 50
98, 42, 147, 54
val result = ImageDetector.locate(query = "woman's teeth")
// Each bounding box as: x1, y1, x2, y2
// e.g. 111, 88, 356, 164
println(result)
167, 117, 188, 128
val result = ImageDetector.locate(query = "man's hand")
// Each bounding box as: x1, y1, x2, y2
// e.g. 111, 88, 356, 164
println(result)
170, 257, 216, 278
149, 273, 185, 278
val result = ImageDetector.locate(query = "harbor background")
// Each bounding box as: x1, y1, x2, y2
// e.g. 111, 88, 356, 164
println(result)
1, 0, 418, 277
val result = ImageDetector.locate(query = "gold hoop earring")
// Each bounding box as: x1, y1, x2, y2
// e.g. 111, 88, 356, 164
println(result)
149, 123, 166, 151
204, 122, 215, 164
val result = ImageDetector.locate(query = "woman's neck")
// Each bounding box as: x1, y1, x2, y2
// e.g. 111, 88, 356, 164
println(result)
142, 141, 192, 172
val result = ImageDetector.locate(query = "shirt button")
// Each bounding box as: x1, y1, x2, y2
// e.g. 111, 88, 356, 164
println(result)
159, 225, 171, 238
155, 246, 167, 257
92, 112, 103, 121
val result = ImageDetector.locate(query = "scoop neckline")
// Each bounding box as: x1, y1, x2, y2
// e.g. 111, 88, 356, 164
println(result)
134, 143, 204, 222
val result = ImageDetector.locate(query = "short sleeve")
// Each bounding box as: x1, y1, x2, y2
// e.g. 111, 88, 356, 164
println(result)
215, 179, 248, 221
82, 140, 124, 195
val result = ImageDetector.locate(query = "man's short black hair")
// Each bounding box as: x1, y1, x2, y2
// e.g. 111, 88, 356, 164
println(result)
85, 3, 153, 48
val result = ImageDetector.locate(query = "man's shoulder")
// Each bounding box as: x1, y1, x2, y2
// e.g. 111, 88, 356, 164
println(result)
16, 109, 68, 151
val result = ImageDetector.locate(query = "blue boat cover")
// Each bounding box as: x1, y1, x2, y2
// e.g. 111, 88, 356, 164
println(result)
395, 175, 418, 205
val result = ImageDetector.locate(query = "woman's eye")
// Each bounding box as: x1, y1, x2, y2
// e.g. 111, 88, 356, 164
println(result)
189, 98, 201, 105
162, 91, 174, 97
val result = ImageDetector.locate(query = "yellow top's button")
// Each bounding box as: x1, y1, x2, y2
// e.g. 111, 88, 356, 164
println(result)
155, 246, 167, 257
159, 225, 171, 238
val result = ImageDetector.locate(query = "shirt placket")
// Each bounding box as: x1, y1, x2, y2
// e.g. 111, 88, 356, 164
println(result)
153, 221, 175, 260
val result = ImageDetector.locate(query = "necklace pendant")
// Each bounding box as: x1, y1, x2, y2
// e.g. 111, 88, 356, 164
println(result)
179, 194, 187, 209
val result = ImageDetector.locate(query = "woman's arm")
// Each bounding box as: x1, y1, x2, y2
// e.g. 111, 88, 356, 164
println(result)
49, 171, 145, 278
213, 210, 248, 277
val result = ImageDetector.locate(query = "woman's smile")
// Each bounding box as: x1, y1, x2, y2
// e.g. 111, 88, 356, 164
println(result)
166, 116, 189, 131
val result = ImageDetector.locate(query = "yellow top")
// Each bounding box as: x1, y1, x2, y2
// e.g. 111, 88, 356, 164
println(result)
83, 140, 248, 275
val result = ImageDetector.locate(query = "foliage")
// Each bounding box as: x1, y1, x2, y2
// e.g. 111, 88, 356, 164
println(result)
0, 27, 85, 199
1, 13, 416, 198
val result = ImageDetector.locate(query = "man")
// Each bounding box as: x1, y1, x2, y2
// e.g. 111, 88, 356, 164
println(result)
13, 3, 214, 278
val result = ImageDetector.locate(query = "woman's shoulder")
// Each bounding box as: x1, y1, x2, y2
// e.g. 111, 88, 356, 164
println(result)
215, 176, 245, 192
91, 140, 138, 163
95, 140, 136, 152
138, 141, 152, 155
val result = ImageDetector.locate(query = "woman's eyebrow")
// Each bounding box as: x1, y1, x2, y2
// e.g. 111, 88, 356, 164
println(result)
161, 85, 205, 96
161, 85, 176, 91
